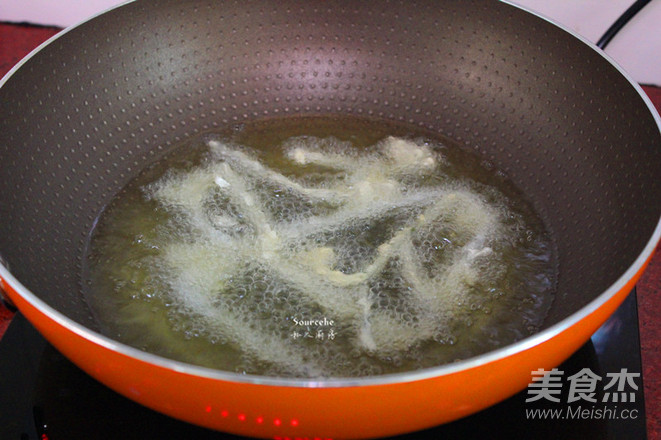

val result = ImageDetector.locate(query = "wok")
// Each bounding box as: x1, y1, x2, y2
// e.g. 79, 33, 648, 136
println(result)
1, 0, 660, 438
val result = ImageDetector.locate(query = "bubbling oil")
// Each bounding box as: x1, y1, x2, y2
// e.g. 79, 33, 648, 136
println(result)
83, 117, 557, 378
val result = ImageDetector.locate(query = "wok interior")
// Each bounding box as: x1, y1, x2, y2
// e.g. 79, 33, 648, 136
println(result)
1, 0, 659, 355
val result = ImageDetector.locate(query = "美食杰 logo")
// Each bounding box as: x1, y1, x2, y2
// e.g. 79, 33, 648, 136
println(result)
524, 368, 640, 421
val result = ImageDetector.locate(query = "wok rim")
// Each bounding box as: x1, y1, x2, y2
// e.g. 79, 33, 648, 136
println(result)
1, 0, 660, 389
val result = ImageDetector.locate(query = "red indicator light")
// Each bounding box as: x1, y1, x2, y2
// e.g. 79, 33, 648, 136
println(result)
205, 406, 212, 413
221, 410, 229, 418
256, 416, 264, 424
238, 413, 247, 422
290, 419, 299, 427
274, 418, 282, 426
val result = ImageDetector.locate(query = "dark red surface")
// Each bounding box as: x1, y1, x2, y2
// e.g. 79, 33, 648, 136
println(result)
1, 22, 660, 440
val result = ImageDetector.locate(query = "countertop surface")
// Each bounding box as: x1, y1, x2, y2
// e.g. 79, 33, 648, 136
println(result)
1, 22, 660, 440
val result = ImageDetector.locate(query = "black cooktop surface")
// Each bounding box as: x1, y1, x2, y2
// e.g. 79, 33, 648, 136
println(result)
0, 291, 647, 439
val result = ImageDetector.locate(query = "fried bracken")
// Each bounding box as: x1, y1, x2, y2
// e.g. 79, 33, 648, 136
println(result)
85, 128, 556, 378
